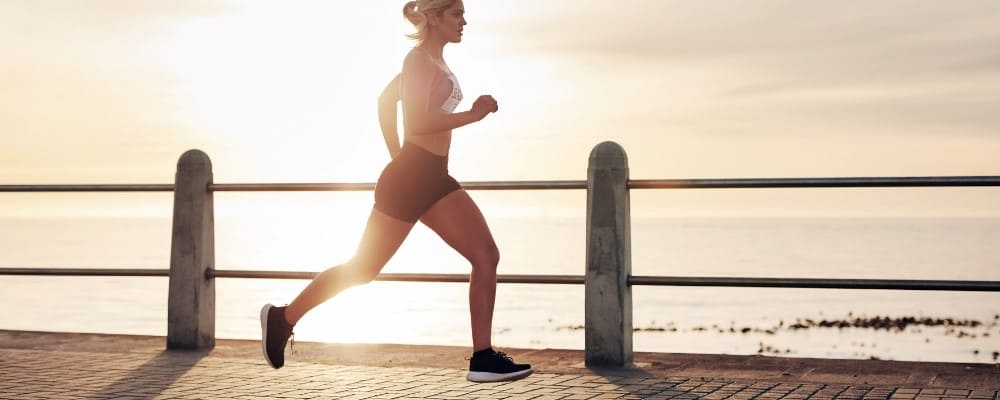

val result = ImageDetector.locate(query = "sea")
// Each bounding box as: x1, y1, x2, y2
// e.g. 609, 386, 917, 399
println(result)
2, 202, 998, 364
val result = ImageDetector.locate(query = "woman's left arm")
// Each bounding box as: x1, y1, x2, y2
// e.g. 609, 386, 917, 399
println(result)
377, 73, 402, 158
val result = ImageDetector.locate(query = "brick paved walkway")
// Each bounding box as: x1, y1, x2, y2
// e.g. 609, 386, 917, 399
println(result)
2, 347, 999, 400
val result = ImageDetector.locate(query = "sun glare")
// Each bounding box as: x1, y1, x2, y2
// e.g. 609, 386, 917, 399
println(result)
159, 2, 409, 181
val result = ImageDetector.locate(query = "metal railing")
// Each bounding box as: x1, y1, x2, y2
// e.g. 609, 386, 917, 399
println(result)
3, 267, 998, 292
2, 142, 999, 366
5, 175, 999, 193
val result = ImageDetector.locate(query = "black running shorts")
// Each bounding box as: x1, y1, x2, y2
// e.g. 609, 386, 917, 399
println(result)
374, 143, 461, 223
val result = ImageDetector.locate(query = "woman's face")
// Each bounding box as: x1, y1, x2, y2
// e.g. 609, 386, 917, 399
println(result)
432, 0, 466, 43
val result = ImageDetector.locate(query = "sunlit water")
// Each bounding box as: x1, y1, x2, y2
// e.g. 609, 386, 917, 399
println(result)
2, 207, 998, 363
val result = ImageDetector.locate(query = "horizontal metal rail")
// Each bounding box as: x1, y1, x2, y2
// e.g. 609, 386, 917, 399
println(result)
628, 276, 1000, 291
630, 176, 1000, 189
0, 268, 169, 277
208, 270, 587, 284
211, 182, 375, 192
3, 176, 998, 193
209, 181, 588, 191
3, 268, 998, 291
0, 184, 174, 192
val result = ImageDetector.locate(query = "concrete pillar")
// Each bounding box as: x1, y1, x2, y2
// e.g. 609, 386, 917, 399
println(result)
585, 141, 632, 366
167, 149, 215, 350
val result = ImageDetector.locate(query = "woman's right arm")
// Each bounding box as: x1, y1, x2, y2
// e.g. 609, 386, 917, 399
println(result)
378, 73, 402, 158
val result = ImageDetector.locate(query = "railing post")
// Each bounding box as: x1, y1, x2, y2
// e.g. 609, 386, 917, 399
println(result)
167, 149, 215, 350
585, 141, 632, 366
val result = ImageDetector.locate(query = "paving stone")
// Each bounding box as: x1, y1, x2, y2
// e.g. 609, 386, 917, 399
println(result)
2, 346, 999, 400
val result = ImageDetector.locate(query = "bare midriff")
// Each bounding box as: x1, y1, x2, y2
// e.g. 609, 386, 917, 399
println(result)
405, 130, 452, 157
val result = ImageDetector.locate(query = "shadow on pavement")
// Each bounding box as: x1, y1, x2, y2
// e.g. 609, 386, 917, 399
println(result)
588, 363, 681, 398
94, 350, 208, 399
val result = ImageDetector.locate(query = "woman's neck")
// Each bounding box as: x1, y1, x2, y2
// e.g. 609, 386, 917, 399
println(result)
418, 38, 446, 61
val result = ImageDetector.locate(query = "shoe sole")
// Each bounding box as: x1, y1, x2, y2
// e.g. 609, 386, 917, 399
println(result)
467, 367, 533, 383
260, 304, 278, 369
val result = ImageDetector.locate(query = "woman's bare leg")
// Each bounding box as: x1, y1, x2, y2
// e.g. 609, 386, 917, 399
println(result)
419, 190, 499, 352
284, 208, 415, 325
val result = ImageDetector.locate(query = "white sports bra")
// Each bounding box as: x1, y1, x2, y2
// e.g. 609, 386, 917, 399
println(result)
437, 65, 463, 113
414, 47, 463, 113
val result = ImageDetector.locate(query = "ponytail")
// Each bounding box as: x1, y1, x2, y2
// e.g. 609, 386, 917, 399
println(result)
402, 0, 457, 43
402, 1, 423, 26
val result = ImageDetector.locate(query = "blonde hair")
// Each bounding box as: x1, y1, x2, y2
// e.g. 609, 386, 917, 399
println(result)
402, 0, 458, 43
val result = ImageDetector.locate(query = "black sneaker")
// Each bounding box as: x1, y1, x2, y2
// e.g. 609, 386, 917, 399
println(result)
467, 348, 533, 382
260, 303, 294, 369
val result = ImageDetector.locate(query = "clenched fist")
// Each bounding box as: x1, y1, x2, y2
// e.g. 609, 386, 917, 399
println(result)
471, 95, 499, 120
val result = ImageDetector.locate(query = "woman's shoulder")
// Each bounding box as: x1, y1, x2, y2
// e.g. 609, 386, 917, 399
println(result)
404, 47, 432, 64
402, 47, 438, 75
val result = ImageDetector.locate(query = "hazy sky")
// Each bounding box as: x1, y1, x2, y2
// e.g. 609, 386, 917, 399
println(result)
3, 1, 999, 217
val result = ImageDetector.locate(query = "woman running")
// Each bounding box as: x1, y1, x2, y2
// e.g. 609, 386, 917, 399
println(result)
260, 0, 533, 383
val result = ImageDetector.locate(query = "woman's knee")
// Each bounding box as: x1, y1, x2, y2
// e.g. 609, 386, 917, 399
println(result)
339, 259, 381, 285
470, 242, 500, 273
